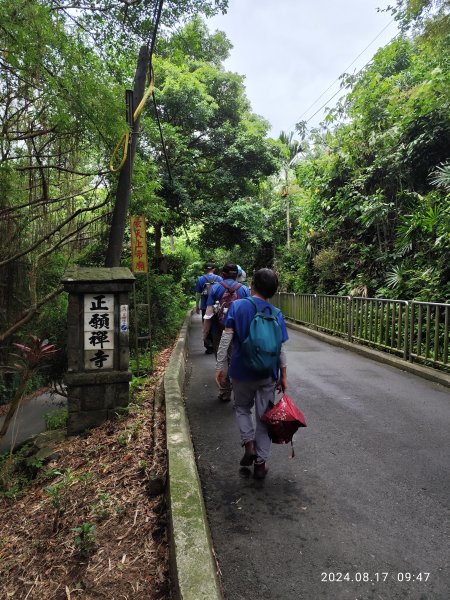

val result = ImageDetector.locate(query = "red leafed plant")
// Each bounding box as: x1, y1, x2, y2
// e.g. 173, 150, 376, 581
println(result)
0, 336, 59, 446
13, 336, 58, 370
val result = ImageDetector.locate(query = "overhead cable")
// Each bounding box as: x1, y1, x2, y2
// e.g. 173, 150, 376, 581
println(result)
293, 18, 398, 128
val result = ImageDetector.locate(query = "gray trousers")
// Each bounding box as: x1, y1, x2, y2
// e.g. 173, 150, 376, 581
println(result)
212, 325, 232, 400
232, 377, 276, 462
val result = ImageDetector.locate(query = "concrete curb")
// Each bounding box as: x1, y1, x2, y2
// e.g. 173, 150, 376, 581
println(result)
164, 311, 223, 600
286, 320, 450, 389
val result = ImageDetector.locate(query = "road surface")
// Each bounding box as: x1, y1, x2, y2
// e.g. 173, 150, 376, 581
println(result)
185, 315, 450, 600
0, 390, 67, 453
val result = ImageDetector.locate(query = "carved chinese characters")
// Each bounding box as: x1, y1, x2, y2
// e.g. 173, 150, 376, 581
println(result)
130, 216, 148, 273
84, 294, 114, 369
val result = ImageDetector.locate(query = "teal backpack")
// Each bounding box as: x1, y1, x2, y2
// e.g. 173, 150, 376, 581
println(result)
241, 297, 283, 375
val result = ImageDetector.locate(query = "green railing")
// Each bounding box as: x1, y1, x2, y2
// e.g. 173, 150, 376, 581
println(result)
410, 301, 449, 370
350, 297, 409, 360
273, 293, 449, 372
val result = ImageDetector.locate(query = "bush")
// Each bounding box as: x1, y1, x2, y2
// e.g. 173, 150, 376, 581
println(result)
0, 444, 43, 499
44, 408, 68, 431
132, 273, 188, 352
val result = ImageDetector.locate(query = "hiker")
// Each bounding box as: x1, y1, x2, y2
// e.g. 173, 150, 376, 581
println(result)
203, 263, 251, 401
195, 262, 222, 354
215, 268, 288, 479
236, 264, 246, 282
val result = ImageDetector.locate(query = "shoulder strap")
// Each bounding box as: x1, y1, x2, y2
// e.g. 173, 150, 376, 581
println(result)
245, 297, 258, 310
220, 280, 241, 292
245, 296, 279, 317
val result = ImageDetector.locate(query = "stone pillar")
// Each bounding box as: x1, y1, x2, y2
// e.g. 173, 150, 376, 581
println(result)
61, 267, 135, 435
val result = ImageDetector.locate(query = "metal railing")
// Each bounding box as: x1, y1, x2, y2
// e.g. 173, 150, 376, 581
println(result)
350, 297, 409, 360
273, 293, 449, 372
410, 301, 449, 370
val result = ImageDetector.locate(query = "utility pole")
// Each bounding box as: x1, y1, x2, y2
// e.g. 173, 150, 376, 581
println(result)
105, 45, 150, 267
285, 167, 291, 249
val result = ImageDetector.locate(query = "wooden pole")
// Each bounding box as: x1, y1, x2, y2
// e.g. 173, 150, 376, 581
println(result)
105, 45, 150, 267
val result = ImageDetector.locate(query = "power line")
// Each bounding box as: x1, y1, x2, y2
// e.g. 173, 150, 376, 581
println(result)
146, 0, 174, 183
304, 32, 402, 127
293, 18, 397, 128
152, 91, 173, 182
303, 86, 346, 125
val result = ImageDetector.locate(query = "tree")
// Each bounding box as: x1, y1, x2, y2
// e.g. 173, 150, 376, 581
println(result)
272, 24, 450, 300
276, 131, 303, 249
0, 0, 124, 345
136, 19, 280, 269
0, 1, 233, 345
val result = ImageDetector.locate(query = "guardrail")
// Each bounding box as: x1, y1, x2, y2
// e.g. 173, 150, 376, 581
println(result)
273, 293, 449, 372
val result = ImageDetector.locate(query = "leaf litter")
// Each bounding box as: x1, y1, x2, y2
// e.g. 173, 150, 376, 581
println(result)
0, 347, 174, 600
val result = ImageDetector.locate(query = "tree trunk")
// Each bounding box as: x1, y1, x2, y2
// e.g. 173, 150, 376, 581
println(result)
105, 45, 150, 267
154, 221, 168, 274
0, 370, 30, 445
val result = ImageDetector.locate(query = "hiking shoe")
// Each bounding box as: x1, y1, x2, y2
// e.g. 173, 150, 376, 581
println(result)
218, 394, 231, 402
240, 440, 257, 466
254, 460, 268, 479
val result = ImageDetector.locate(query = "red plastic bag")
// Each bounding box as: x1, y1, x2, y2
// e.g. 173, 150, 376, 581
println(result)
261, 394, 307, 445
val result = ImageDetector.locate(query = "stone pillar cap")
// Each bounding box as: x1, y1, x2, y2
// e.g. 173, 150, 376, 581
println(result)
62, 267, 135, 283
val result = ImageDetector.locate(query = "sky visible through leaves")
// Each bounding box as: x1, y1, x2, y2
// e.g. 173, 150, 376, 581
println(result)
207, 0, 399, 137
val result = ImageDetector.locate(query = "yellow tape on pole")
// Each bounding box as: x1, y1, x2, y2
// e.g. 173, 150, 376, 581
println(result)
109, 72, 155, 173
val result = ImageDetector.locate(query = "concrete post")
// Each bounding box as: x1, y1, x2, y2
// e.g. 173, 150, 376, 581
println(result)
61, 267, 135, 434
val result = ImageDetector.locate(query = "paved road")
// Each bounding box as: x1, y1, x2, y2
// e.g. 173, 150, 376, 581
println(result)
0, 390, 67, 453
185, 315, 450, 600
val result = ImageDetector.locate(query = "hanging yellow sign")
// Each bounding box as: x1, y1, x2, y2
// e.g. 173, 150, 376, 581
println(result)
130, 216, 148, 274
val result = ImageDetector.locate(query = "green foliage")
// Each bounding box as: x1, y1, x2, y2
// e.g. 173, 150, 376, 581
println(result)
129, 374, 147, 394
116, 422, 141, 447
2, 0, 448, 390
141, 24, 279, 254
162, 243, 201, 293
430, 161, 450, 190
44, 408, 68, 431
390, 0, 449, 35
149, 274, 188, 347
45, 469, 93, 513
24, 373, 45, 396
91, 493, 112, 520
72, 522, 96, 556
275, 21, 450, 302
131, 272, 188, 353
0, 444, 43, 499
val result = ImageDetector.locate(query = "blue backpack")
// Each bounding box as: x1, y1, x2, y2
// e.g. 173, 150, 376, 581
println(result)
241, 297, 283, 375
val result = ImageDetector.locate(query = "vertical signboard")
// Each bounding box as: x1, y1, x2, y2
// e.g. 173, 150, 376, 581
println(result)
120, 304, 129, 333
130, 216, 148, 274
84, 293, 115, 369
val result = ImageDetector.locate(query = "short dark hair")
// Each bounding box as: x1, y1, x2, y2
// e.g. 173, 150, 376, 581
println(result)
222, 262, 238, 279
204, 261, 215, 270
252, 268, 279, 299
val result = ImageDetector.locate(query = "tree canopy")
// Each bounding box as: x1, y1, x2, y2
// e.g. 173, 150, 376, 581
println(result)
0, 0, 448, 386
276, 3, 450, 300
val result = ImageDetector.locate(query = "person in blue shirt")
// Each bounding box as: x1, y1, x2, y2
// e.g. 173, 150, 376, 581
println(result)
195, 262, 222, 354
215, 268, 288, 479
203, 263, 251, 401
